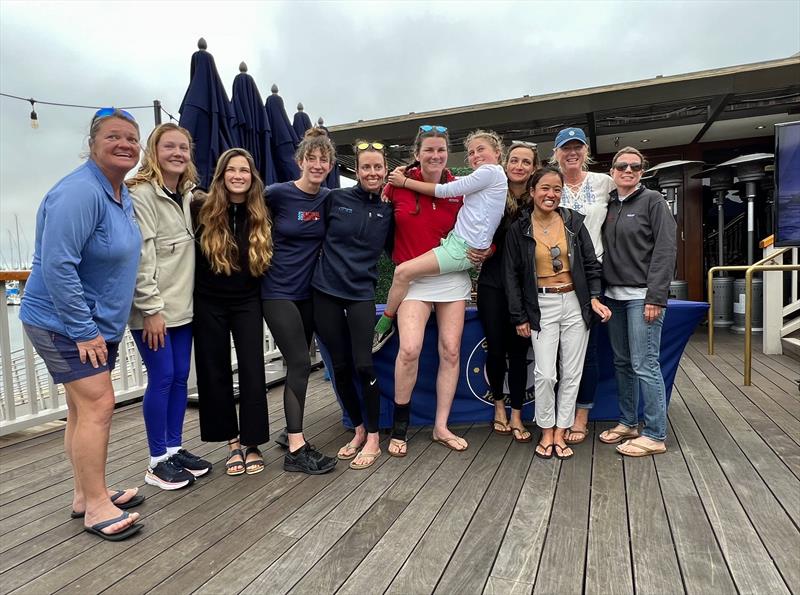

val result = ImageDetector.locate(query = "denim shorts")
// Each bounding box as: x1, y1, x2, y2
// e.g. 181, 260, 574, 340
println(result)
23, 324, 119, 384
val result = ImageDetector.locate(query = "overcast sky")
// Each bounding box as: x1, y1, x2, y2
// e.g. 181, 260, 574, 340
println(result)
1, 0, 798, 267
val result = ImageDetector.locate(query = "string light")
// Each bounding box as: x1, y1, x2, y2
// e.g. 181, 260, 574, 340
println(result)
29, 99, 38, 129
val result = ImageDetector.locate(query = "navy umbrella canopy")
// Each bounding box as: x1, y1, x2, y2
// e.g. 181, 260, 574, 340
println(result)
178, 39, 239, 190
317, 117, 341, 190
265, 84, 301, 183
231, 62, 275, 186
292, 102, 312, 140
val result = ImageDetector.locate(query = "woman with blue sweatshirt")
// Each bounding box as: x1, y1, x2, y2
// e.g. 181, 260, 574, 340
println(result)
263, 128, 337, 475
312, 141, 393, 469
20, 109, 144, 541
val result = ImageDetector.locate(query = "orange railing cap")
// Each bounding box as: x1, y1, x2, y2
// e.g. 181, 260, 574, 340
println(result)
760, 235, 774, 249
0, 270, 31, 281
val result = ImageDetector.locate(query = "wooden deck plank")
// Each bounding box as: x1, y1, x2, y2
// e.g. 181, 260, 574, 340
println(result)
667, 391, 790, 594
385, 432, 510, 594
675, 365, 800, 591
716, 350, 800, 419
532, 429, 594, 595
488, 436, 559, 589
584, 423, 634, 595
677, 360, 800, 525
337, 428, 491, 595
434, 432, 533, 594
655, 420, 736, 595
625, 454, 684, 593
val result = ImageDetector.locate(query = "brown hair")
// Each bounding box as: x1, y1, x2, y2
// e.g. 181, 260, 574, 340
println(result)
354, 139, 387, 170
611, 146, 649, 170
127, 123, 198, 193
407, 126, 451, 215
86, 110, 140, 160
295, 127, 336, 164
504, 142, 539, 217
197, 148, 272, 277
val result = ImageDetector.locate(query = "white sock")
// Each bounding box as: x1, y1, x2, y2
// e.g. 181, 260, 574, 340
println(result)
166, 446, 181, 456
150, 454, 169, 468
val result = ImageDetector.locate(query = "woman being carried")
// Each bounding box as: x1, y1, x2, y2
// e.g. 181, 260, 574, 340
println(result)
373, 129, 508, 348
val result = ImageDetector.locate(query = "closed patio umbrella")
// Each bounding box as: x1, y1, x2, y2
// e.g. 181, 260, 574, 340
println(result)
265, 84, 300, 182
178, 38, 239, 190
292, 102, 312, 140
317, 117, 340, 189
231, 62, 275, 185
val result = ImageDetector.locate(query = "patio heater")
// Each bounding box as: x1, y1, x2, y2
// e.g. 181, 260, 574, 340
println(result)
715, 153, 774, 334
645, 160, 704, 301
693, 166, 736, 327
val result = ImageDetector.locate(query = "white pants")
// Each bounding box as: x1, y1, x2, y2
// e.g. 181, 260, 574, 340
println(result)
532, 291, 590, 429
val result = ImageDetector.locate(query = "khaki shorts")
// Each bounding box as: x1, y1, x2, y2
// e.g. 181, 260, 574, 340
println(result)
432, 231, 472, 274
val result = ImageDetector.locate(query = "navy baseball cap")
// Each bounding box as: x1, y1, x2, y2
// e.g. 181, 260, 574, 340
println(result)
554, 127, 588, 148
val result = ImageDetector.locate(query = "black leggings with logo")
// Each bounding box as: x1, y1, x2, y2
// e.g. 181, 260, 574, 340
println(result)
312, 290, 381, 433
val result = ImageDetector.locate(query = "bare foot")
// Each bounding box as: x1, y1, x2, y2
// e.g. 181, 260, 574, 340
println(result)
73, 487, 139, 514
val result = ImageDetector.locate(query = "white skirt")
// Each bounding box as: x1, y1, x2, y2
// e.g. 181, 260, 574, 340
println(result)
404, 271, 472, 303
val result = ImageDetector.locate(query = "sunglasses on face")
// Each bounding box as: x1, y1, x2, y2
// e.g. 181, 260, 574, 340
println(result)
419, 125, 448, 134
612, 162, 644, 172
356, 141, 385, 152
550, 246, 563, 273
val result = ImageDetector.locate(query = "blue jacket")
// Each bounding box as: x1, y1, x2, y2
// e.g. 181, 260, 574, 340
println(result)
20, 160, 142, 342
312, 184, 393, 300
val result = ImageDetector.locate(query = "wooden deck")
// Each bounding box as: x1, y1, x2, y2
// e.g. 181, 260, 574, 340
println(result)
0, 330, 798, 595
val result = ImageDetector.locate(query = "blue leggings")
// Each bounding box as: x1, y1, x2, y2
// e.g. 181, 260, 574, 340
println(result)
132, 323, 193, 457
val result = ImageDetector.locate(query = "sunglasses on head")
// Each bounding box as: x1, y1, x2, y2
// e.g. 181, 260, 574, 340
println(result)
612, 162, 644, 172
419, 125, 447, 134
550, 245, 563, 273
93, 107, 136, 123
356, 141, 385, 152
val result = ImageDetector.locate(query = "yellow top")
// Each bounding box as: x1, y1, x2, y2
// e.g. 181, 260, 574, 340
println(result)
533, 216, 570, 278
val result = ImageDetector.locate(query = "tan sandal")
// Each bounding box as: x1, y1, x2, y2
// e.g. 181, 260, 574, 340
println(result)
337, 441, 361, 460
349, 449, 381, 470
388, 438, 407, 458
616, 439, 666, 457
599, 425, 639, 444
432, 435, 468, 452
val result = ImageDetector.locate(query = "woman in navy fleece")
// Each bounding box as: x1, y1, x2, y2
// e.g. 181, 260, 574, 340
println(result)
20, 109, 144, 540
311, 141, 393, 470
263, 128, 337, 475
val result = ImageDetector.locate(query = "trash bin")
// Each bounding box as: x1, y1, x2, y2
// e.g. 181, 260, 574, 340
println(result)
732, 277, 763, 334
712, 276, 734, 327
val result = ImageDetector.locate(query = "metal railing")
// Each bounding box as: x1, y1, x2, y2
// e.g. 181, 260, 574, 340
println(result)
707, 247, 800, 385
0, 272, 285, 435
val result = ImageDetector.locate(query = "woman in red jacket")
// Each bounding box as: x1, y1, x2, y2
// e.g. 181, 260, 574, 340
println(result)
383, 125, 489, 456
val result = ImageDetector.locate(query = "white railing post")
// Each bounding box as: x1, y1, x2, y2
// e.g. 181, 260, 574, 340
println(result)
0, 281, 16, 422
762, 244, 784, 354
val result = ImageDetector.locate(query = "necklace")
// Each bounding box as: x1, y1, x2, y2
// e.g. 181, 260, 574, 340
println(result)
533, 214, 558, 235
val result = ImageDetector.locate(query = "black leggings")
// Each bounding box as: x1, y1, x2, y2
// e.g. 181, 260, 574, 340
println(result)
477, 284, 530, 410
262, 299, 314, 433
313, 290, 380, 433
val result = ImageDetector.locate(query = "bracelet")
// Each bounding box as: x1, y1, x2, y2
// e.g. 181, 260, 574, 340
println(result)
402, 177, 407, 188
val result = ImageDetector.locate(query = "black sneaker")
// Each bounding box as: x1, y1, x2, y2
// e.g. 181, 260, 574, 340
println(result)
284, 443, 337, 475
145, 459, 195, 490
171, 449, 213, 477
372, 325, 395, 353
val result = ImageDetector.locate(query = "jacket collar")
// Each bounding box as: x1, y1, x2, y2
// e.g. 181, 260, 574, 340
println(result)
609, 184, 646, 204
354, 183, 383, 202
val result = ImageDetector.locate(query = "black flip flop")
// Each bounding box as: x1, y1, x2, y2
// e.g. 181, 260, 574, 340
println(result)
71, 490, 146, 518
535, 443, 554, 459
84, 512, 143, 541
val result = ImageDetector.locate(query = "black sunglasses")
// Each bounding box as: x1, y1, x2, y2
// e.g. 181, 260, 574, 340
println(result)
550, 246, 563, 273
612, 162, 644, 172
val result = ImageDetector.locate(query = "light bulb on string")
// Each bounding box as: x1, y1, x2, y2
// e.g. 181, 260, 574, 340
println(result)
29, 99, 38, 129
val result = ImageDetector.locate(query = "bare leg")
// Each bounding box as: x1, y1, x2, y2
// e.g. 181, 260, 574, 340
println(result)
393, 300, 432, 405
384, 251, 441, 317
494, 400, 508, 426
65, 373, 139, 534
431, 300, 467, 449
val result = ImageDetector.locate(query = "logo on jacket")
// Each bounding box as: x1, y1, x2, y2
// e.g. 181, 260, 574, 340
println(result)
337, 206, 353, 215
297, 211, 321, 221
465, 338, 536, 406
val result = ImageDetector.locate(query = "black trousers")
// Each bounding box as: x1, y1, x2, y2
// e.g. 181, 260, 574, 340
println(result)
313, 290, 380, 433
477, 284, 530, 410
262, 298, 314, 434
194, 294, 269, 445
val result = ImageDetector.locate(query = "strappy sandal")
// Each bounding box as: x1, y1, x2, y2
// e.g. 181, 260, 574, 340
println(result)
226, 440, 245, 476
244, 446, 264, 475
493, 419, 512, 435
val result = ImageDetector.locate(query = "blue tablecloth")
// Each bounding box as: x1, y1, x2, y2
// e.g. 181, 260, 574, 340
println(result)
318, 300, 708, 428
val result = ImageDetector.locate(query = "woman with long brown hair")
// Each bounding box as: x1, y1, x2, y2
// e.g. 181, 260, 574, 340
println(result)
128, 123, 212, 490
192, 148, 273, 476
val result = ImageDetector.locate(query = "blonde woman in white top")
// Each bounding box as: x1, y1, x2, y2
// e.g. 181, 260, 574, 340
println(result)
551, 127, 615, 445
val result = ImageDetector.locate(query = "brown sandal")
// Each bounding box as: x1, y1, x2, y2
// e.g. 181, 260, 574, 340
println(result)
599, 426, 639, 444
565, 427, 588, 445
493, 419, 512, 435
511, 426, 532, 443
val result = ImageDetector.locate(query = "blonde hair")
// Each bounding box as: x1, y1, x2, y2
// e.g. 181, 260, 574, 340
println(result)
198, 148, 273, 277
127, 123, 198, 193
295, 127, 336, 164
611, 146, 649, 170
464, 129, 505, 165
550, 141, 596, 171
504, 142, 539, 217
